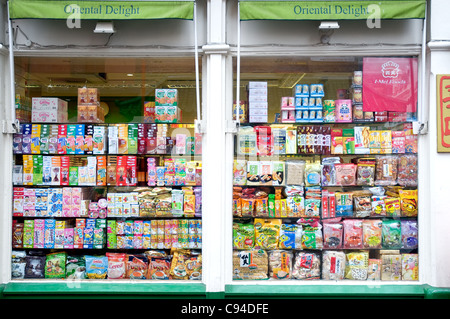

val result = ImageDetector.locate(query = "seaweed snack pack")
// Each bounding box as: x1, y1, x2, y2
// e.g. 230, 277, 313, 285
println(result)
233, 222, 255, 250
322, 250, 346, 280
233, 249, 268, 280
268, 250, 293, 280
345, 251, 369, 280
292, 251, 321, 280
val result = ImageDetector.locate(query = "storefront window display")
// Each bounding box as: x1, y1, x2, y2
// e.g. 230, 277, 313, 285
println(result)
231, 56, 419, 282
10, 56, 203, 281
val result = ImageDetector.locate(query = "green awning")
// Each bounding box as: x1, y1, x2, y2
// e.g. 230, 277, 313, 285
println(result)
9, 0, 194, 20
239, 0, 426, 21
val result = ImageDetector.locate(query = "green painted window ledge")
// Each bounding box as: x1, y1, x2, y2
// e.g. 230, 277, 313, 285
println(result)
225, 284, 450, 299
1, 282, 206, 299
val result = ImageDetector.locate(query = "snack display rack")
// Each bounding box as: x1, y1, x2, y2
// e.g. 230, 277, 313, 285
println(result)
231, 71, 419, 282
10, 90, 203, 281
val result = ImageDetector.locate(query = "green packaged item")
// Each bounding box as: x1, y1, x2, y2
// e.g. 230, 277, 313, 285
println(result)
66, 255, 86, 279
45, 252, 67, 278
279, 224, 297, 249
382, 220, 402, 249
233, 222, 255, 249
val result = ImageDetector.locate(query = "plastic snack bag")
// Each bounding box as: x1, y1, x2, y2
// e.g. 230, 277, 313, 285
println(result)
353, 190, 372, 218
362, 219, 382, 249
44, 252, 67, 279
402, 254, 419, 281
254, 218, 282, 250
367, 259, 381, 280
335, 192, 353, 217
343, 219, 363, 249
345, 251, 369, 280
297, 218, 323, 250
268, 250, 293, 280
233, 222, 255, 250
11, 251, 27, 279
401, 220, 418, 249
66, 255, 86, 279
375, 156, 398, 186
356, 158, 376, 186
126, 254, 148, 279
399, 189, 418, 217
382, 220, 402, 249
106, 252, 127, 279
323, 219, 343, 249
25, 255, 46, 279
279, 224, 298, 249
292, 251, 321, 280
397, 154, 418, 187
322, 250, 346, 280
233, 250, 268, 280
286, 160, 305, 186
304, 162, 321, 187
85, 255, 108, 279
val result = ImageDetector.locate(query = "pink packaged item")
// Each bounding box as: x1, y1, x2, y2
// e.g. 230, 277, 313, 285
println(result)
343, 219, 363, 249
335, 99, 353, 122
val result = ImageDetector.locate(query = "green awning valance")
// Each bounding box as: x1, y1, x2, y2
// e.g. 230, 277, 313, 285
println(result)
9, 0, 194, 20
239, 0, 426, 21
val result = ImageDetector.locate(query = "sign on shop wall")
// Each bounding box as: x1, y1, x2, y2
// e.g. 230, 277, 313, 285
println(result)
362, 57, 418, 113
437, 75, 450, 153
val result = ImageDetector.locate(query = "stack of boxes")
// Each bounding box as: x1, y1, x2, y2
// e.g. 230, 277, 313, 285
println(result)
31, 97, 68, 123
154, 89, 181, 123
143, 100, 155, 123
248, 82, 268, 123
15, 94, 32, 122
293, 84, 324, 123
106, 192, 140, 218
77, 88, 104, 123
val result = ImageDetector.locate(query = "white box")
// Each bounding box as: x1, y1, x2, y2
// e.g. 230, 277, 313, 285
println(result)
248, 81, 268, 89
249, 101, 268, 109
249, 108, 268, 116
249, 115, 268, 123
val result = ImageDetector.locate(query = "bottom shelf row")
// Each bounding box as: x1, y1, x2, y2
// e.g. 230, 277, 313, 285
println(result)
233, 249, 419, 281
11, 249, 202, 280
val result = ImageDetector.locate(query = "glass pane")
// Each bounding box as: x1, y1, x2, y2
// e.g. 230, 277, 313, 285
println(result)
231, 56, 419, 282
11, 56, 203, 281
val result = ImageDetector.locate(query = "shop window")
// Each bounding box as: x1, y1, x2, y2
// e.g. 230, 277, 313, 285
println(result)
11, 56, 203, 281
232, 56, 419, 282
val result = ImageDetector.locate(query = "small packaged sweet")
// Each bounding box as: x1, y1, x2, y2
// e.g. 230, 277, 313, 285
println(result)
401, 220, 418, 249
45, 252, 67, 279
335, 163, 357, 186
352, 190, 372, 218
381, 252, 402, 281
397, 154, 418, 187
85, 255, 108, 279
297, 218, 323, 250
335, 99, 352, 122
374, 155, 398, 186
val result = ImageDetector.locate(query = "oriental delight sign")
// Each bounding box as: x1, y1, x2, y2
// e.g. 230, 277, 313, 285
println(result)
362, 57, 418, 113
437, 75, 450, 152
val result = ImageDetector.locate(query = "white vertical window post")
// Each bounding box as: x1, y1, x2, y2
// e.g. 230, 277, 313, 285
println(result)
201, 0, 230, 295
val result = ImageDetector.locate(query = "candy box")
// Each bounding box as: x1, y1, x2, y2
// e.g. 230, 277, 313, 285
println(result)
335, 99, 352, 122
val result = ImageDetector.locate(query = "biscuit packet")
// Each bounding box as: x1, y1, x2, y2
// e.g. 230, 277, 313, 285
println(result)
322, 250, 346, 280
269, 250, 293, 280
292, 251, 321, 280
233, 250, 268, 280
